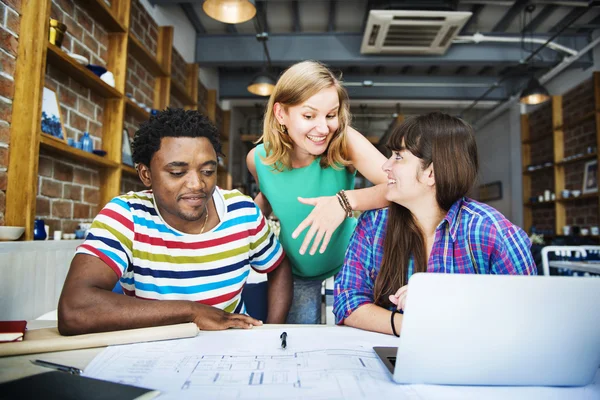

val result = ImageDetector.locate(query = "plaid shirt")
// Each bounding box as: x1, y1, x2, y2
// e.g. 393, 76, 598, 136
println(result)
333, 197, 537, 324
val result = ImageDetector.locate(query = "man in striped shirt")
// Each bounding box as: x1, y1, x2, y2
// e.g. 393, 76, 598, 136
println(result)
58, 109, 292, 335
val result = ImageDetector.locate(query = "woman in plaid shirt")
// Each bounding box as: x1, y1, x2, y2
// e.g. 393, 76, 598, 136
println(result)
333, 112, 536, 336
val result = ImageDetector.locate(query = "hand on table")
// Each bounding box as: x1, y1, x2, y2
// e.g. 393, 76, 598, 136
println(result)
192, 304, 263, 330
292, 196, 346, 256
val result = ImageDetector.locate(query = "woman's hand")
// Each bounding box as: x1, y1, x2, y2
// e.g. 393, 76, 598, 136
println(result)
292, 196, 346, 255
389, 285, 409, 311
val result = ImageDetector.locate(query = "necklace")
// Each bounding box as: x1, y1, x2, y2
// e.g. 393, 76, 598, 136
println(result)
199, 207, 209, 234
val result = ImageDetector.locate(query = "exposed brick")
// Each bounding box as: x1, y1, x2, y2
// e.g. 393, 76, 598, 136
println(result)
43, 218, 60, 236
83, 187, 99, 204
62, 219, 79, 233
0, 171, 6, 191
0, 27, 18, 58
0, 75, 14, 100
73, 168, 92, 185
52, 200, 72, 218
88, 120, 102, 137
78, 97, 94, 119
45, 79, 58, 93
0, 122, 9, 144
0, 53, 15, 77
49, 3, 63, 22
54, 162, 73, 181
3, 0, 22, 13
69, 111, 87, 132
36, 197, 50, 216
0, 147, 7, 168
65, 15, 83, 42
73, 202, 89, 219
41, 178, 61, 198
75, 8, 93, 34
5, 7, 19, 34
0, 101, 11, 123
58, 86, 77, 109
63, 183, 82, 201
55, 0, 74, 17
82, 31, 98, 55
0, 190, 4, 216
71, 41, 91, 64
38, 156, 53, 177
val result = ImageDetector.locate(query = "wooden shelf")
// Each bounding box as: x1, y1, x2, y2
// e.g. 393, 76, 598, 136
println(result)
125, 97, 150, 120
523, 164, 553, 174
556, 152, 597, 166
78, 0, 126, 33
39, 133, 119, 168
170, 80, 195, 105
554, 110, 597, 131
46, 43, 122, 99
128, 33, 167, 77
524, 200, 556, 207
121, 164, 138, 176
522, 135, 553, 145
557, 193, 599, 203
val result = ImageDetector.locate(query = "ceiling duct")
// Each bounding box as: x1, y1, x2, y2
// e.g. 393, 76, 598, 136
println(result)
361, 9, 472, 55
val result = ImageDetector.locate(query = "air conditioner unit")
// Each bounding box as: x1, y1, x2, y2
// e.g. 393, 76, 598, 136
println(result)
361, 10, 472, 55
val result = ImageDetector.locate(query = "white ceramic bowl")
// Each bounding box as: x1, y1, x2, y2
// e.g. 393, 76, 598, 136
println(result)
0, 226, 25, 241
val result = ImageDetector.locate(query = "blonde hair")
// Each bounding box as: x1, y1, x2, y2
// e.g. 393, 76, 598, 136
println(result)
258, 60, 352, 171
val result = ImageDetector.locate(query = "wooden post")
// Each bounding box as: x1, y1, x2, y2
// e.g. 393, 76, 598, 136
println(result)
552, 96, 565, 235
5, 0, 51, 240
154, 26, 173, 111
186, 63, 199, 111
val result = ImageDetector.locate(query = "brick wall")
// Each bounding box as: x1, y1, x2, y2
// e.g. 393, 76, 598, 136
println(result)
0, 0, 21, 226
532, 206, 555, 234
37, 152, 101, 235
126, 54, 155, 109
129, 0, 157, 58
566, 198, 598, 227
563, 79, 595, 128
171, 47, 186, 88
528, 102, 552, 142
169, 94, 184, 109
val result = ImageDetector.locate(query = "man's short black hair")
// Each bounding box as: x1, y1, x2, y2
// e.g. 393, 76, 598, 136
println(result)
132, 108, 223, 166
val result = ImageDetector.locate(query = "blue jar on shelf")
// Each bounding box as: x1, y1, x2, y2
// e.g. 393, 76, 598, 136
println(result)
80, 132, 93, 153
33, 219, 47, 240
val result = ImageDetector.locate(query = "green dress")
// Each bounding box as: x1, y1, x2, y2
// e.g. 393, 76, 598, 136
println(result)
254, 144, 357, 280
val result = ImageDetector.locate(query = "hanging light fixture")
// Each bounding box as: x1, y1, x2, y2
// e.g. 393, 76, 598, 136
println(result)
519, 4, 550, 106
203, 0, 256, 24
247, 71, 276, 96
520, 77, 551, 105
247, 33, 275, 96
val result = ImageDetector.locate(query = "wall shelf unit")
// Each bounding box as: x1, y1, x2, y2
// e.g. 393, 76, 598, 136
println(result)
521, 73, 600, 240
46, 43, 122, 99
5, 0, 230, 240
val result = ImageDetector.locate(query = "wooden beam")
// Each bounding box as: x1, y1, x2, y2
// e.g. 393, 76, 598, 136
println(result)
206, 89, 217, 123
154, 26, 173, 110
552, 96, 565, 234
5, 0, 51, 240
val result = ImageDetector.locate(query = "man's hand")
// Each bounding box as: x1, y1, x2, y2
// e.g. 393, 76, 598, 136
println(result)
292, 196, 346, 255
389, 285, 409, 311
192, 303, 263, 330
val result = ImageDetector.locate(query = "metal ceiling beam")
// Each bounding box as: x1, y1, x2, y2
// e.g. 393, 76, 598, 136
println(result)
455, 65, 469, 74
551, 8, 586, 32
195, 33, 590, 67
401, 66, 413, 74
180, 3, 205, 35
292, 1, 301, 32
578, 14, 600, 32
460, 4, 484, 34
427, 66, 439, 75
523, 5, 557, 32
492, 0, 529, 33
256, 1, 269, 33
328, 0, 336, 32
226, 24, 238, 34
219, 72, 516, 101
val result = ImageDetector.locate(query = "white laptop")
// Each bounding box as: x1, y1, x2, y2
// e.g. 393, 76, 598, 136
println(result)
374, 273, 600, 386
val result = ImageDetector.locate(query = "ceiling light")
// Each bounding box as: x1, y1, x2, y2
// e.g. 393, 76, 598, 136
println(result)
247, 73, 276, 97
203, 0, 256, 24
519, 78, 550, 105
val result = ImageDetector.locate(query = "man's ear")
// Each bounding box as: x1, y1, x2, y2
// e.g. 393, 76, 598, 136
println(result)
273, 102, 286, 125
138, 164, 152, 188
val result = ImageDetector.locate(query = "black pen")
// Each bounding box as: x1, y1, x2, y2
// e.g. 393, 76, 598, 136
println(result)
280, 331, 287, 349
30, 359, 83, 375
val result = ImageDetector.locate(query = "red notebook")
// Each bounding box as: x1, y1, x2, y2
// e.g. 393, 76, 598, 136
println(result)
0, 321, 27, 343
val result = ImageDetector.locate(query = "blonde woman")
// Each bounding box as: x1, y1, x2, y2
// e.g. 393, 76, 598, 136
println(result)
247, 61, 388, 324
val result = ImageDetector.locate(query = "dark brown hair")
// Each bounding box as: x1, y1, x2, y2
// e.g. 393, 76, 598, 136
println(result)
373, 112, 479, 307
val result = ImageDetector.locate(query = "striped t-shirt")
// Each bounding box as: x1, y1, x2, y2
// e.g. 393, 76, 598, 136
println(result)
76, 187, 285, 314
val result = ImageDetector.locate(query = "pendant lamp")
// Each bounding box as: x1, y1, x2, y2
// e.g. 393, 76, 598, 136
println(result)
203, 0, 256, 24
519, 77, 550, 105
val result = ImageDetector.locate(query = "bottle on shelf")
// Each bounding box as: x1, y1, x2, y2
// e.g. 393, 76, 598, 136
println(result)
80, 132, 93, 153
